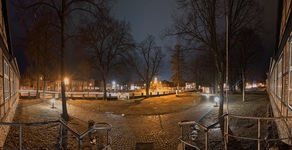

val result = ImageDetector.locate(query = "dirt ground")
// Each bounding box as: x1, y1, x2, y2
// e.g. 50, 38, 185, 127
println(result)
3, 92, 273, 150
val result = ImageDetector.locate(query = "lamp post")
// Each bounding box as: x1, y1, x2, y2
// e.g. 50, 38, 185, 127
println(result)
214, 97, 219, 107
64, 78, 69, 98
51, 98, 56, 108
89, 83, 92, 98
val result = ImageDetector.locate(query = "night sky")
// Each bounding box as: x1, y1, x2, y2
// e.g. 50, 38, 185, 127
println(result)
8, 0, 278, 81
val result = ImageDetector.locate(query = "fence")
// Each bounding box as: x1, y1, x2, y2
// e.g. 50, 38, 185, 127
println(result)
19, 90, 178, 100
0, 119, 112, 150
178, 114, 292, 150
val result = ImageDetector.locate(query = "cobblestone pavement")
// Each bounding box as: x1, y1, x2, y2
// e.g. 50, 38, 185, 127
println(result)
4, 93, 214, 150
58, 97, 214, 149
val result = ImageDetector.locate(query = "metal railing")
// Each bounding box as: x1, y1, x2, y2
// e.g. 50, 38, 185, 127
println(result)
178, 114, 292, 150
0, 119, 112, 150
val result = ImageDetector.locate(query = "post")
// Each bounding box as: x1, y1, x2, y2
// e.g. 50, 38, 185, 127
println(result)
88, 120, 95, 141
205, 130, 208, 150
106, 129, 109, 146
78, 138, 81, 150
225, 0, 229, 145
181, 125, 184, 150
60, 124, 63, 147
258, 119, 261, 150
19, 126, 22, 150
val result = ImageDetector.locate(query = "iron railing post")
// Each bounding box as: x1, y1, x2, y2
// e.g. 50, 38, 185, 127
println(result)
205, 129, 208, 150
258, 119, 261, 150
60, 124, 63, 148
106, 129, 109, 149
78, 137, 81, 150
224, 115, 228, 150
19, 126, 22, 150
181, 125, 184, 149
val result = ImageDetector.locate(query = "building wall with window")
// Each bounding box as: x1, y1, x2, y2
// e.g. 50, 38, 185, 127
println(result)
267, 0, 292, 145
0, 1, 20, 147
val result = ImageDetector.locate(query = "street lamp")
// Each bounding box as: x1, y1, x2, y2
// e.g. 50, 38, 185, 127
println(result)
51, 98, 56, 108
64, 78, 69, 85
214, 97, 219, 107
89, 83, 92, 98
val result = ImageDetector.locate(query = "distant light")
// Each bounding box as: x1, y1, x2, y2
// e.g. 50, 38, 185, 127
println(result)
205, 94, 210, 99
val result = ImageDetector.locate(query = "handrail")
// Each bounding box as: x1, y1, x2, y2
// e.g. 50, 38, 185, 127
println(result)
178, 136, 200, 150
0, 119, 112, 150
178, 114, 292, 150
178, 120, 208, 130
0, 120, 60, 126
228, 114, 292, 120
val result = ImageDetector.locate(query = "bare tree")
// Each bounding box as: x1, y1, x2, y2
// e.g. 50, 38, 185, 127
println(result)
187, 52, 216, 90
14, 0, 110, 148
15, 0, 109, 121
231, 28, 262, 101
169, 44, 187, 89
128, 35, 164, 97
164, 0, 262, 135
79, 9, 134, 100
21, 12, 59, 100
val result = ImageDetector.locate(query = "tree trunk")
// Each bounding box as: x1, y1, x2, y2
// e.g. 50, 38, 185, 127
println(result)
218, 72, 225, 136
60, 20, 68, 121
43, 80, 46, 102
102, 79, 107, 100
60, 7, 68, 149
36, 76, 40, 99
242, 70, 246, 101
145, 83, 149, 97
214, 71, 218, 95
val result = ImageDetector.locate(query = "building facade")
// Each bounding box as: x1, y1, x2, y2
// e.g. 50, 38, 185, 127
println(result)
0, 0, 20, 147
267, 0, 292, 145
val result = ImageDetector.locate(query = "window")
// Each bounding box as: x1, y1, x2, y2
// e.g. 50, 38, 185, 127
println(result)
277, 57, 283, 98
289, 40, 292, 108
4, 60, 9, 100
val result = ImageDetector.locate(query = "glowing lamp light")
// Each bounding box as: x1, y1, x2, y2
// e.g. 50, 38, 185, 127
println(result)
214, 97, 219, 107
51, 98, 56, 108
64, 78, 69, 85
